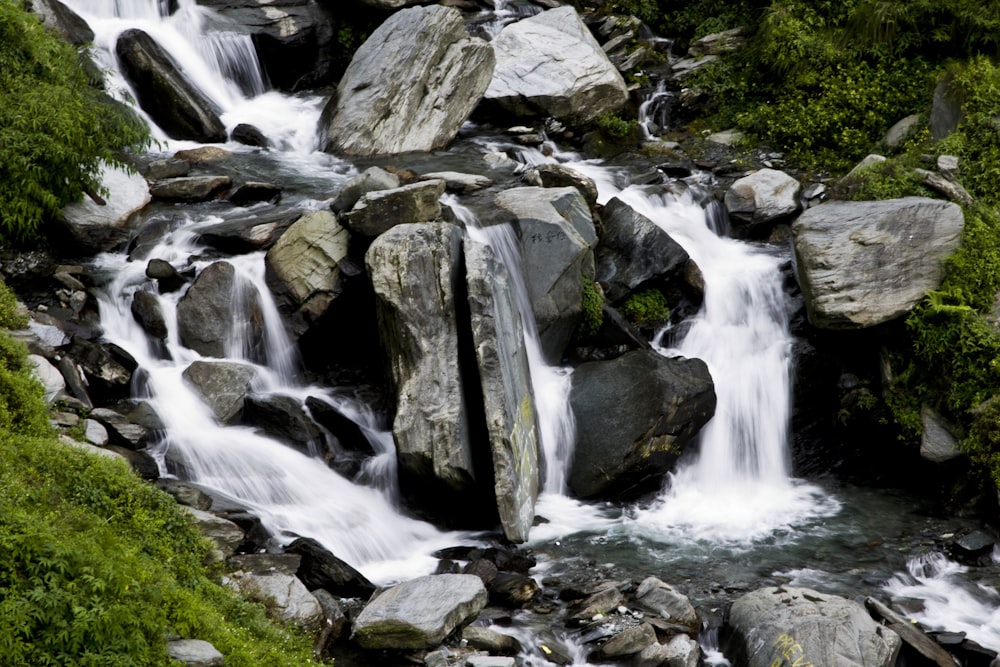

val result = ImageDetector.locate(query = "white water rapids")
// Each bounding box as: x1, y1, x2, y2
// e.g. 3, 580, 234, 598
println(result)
53, 0, 1000, 658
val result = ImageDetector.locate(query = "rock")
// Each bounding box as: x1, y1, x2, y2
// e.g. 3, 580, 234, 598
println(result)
156, 478, 213, 510
181, 506, 245, 559
115, 28, 226, 142
321, 5, 494, 156
83, 419, 109, 447
568, 350, 716, 499
465, 239, 540, 544
484, 7, 627, 126
421, 171, 494, 193
311, 588, 348, 645
89, 407, 149, 449
632, 577, 699, 633
366, 223, 476, 493
595, 197, 691, 303
706, 129, 744, 146
231, 123, 270, 148
195, 0, 336, 91
885, 114, 922, 148
67, 338, 137, 402
657, 634, 701, 667
264, 210, 350, 337
28, 354, 64, 405
595, 623, 657, 659
227, 553, 302, 576
937, 155, 961, 180
920, 405, 963, 463
225, 570, 323, 629
58, 163, 152, 254
304, 397, 374, 455
930, 72, 963, 141
724, 168, 801, 227
792, 198, 964, 329
916, 168, 975, 206
571, 584, 624, 622
285, 536, 376, 599
865, 596, 961, 667
726, 587, 901, 667
331, 167, 401, 214
182, 360, 258, 423
352, 574, 488, 649
173, 147, 228, 164
177, 261, 242, 357
131, 290, 168, 339
489, 571, 540, 608
197, 206, 302, 254
146, 258, 187, 293
149, 175, 232, 203
29, 0, 93, 44
241, 393, 324, 454
343, 180, 446, 238
688, 27, 746, 57
228, 182, 282, 206
165, 639, 224, 667
461, 626, 523, 656
493, 187, 597, 363
842, 154, 887, 182
145, 158, 189, 180
671, 55, 718, 79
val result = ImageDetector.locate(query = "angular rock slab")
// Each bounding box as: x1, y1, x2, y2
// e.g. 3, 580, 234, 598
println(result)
59, 163, 151, 254
342, 179, 446, 238
493, 186, 597, 364
115, 28, 226, 143
182, 360, 258, 423
321, 5, 494, 156
724, 168, 801, 224
792, 197, 964, 329
352, 574, 487, 649
484, 6, 628, 125
568, 349, 716, 499
224, 570, 323, 629
366, 223, 475, 492
726, 586, 901, 667
264, 210, 350, 337
465, 238, 540, 543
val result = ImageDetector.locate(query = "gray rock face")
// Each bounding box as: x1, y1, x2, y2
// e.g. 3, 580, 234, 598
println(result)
352, 574, 488, 649
176, 261, 239, 357
59, 163, 151, 254
920, 405, 963, 463
568, 349, 716, 499
595, 623, 657, 658
632, 576, 699, 633
366, 223, 475, 492
792, 197, 964, 329
342, 180, 446, 238
30, 0, 93, 44
264, 210, 350, 337
115, 29, 226, 142
224, 571, 323, 629
465, 238, 540, 544
28, 354, 64, 405
130, 290, 167, 339
485, 6, 628, 125
331, 167, 400, 214
494, 186, 597, 363
596, 197, 691, 303
726, 587, 901, 667
165, 639, 224, 667
321, 5, 494, 156
724, 168, 801, 224
181, 506, 245, 559
89, 407, 149, 449
149, 175, 232, 203
182, 360, 258, 423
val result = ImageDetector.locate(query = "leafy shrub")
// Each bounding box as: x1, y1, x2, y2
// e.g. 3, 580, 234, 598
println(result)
577, 280, 605, 337
0, 0, 150, 241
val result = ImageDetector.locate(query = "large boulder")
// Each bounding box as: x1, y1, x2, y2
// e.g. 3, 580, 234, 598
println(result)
264, 210, 351, 338
352, 574, 488, 649
595, 197, 691, 303
493, 187, 597, 364
182, 360, 258, 423
568, 349, 716, 499
365, 223, 476, 493
115, 29, 226, 143
792, 197, 964, 329
177, 261, 262, 358
58, 163, 151, 254
724, 168, 801, 228
725, 587, 901, 667
483, 6, 629, 126
342, 180, 446, 238
465, 238, 541, 543
194, 0, 336, 91
224, 571, 323, 629
321, 5, 494, 156
29, 0, 93, 45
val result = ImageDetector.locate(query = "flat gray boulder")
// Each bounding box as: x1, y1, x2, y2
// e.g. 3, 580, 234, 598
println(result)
484, 6, 628, 125
465, 238, 541, 543
224, 571, 323, 629
59, 163, 151, 254
726, 587, 901, 667
182, 360, 258, 423
493, 186, 597, 363
264, 210, 350, 337
568, 349, 716, 499
724, 168, 801, 225
792, 197, 964, 328
352, 574, 487, 649
342, 179, 446, 238
165, 639, 223, 667
366, 223, 475, 493
321, 5, 494, 156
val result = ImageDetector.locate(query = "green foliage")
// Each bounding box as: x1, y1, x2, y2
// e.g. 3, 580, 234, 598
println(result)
593, 112, 640, 140
0, 280, 27, 329
577, 280, 605, 337
0, 0, 149, 242
841, 156, 929, 202
620, 289, 670, 328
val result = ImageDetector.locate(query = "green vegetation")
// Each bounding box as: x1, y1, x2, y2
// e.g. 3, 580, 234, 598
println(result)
0, 278, 325, 664
620, 289, 670, 328
0, 0, 150, 241
577, 279, 605, 337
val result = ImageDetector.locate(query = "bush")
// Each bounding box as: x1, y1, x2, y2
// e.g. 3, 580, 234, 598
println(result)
0, 0, 150, 241
620, 289, 670, 328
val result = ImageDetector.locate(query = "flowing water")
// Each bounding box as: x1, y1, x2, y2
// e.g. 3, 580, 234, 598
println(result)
56, 0, 1000, 661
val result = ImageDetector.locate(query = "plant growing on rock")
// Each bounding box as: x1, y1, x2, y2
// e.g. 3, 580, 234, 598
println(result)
620, 288, 670, 328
